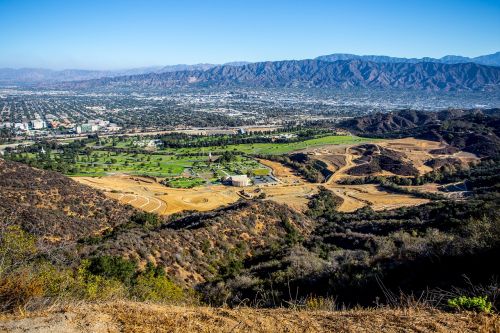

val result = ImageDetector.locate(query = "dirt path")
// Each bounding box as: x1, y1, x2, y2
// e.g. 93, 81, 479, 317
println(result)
326, 146, 355, 184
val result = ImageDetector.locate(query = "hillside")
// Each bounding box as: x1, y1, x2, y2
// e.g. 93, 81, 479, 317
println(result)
0, 158, 135, 243
1, 301, 497, 333
346, 144, 419, 176
1, 111, 500, 319
339, 109, 500, 157
57, 60, 500, 92
0, 158, 312, 285
79, 200, 314, 285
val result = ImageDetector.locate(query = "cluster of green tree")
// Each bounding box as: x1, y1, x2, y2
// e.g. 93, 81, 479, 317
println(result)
306, 186, 344, 219
3, 147, 83, 174
378, 181, 446, 200
158, 127, 333, 149
217, 150, 238, 164
0, 127, 16, 144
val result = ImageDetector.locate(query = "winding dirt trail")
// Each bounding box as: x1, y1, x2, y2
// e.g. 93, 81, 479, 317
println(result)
326, 146, 354, 184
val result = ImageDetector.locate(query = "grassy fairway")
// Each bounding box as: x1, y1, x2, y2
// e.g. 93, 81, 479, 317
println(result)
164, 177, 206, 188
225, 135, 372, 154
159, 135, 373, 155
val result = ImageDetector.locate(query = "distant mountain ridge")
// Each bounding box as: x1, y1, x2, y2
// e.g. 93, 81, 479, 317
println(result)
0, 62, 255, 84
1, 52, 498, 84
0, 64, 217, 84
316, 51, 500, 67
60, 59, 500, 92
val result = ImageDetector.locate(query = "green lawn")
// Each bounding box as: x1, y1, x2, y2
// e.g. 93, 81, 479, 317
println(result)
164, 177, 206, 188
159, 135, 373, 155
66, 151, 196, 177
251, 168, 270, 176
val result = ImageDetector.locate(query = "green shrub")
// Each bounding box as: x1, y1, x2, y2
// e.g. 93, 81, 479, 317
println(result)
87, 256, 137, 284
448, 295, 492, 313
75, 259, 126, 300
131, 211, 161, 229
132, 264, 185, 302
0, 226, 37, 272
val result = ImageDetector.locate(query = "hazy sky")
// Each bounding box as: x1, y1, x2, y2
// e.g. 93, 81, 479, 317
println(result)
1, 0, 499, 69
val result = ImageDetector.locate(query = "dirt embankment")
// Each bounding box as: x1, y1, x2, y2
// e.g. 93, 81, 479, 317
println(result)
0, 302, 497, 333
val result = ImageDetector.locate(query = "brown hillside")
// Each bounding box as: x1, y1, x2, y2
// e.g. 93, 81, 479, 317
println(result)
80, 200, 314, 285
0, 158, 134, 243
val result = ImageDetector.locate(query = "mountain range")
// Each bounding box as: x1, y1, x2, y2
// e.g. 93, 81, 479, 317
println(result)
1, 52, 500, 92
0, 52, 498, 85
316, 51, 500, 66
58, 59, 500, 92
0, 62, 253, 84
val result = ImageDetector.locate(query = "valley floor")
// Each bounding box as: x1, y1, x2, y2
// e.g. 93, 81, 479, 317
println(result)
0, 302, 497, 333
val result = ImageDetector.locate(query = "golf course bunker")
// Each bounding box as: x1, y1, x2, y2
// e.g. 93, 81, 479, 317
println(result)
182, 196, 209, 204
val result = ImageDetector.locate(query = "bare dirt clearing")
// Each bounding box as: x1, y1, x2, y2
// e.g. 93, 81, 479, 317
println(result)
379, 137, 479, 175
257, 159, 303, 184
0, 301, 497, 333
74, 175, 241, 215
326, 184, 429, 212
305, 138, 479, 180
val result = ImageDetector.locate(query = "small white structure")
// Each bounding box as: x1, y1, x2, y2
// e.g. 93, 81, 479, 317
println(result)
230, 175, 251, 187
30, 119, 45, 129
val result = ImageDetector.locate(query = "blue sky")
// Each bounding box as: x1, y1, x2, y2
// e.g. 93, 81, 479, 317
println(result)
0, 0, 499, 69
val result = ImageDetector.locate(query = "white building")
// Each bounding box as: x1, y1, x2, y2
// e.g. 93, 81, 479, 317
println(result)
76, 124, 100, 134
14, 123, 29, 131
230, 175, 251, 187
30, 119, 46, 129
107, 123, 121, 132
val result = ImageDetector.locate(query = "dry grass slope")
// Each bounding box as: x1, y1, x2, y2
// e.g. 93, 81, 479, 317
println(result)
0, 159, 134, 243
0, 301, 498, 333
